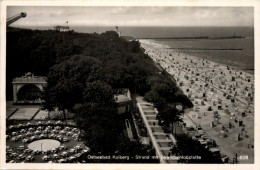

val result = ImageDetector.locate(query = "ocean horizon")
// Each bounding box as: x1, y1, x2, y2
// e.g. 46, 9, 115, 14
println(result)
15, 26, 254, 74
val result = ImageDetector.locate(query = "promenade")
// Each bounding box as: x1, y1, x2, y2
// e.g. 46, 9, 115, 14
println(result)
136, 97, 177, 163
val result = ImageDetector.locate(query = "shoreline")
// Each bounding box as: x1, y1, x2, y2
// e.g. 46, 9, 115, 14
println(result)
140, 39, 254, 163
140, 39, 254, 77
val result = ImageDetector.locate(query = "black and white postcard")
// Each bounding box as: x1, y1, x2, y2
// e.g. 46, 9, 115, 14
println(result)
1, 0, 260, 170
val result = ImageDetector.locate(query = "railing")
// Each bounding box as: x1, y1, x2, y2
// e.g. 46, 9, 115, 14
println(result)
137, 103, 165, 163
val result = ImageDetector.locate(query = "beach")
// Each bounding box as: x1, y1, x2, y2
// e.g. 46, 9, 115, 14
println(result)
140, 39, 254, 163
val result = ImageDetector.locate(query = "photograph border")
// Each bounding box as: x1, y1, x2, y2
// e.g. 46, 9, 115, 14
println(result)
1, 0, 260, 169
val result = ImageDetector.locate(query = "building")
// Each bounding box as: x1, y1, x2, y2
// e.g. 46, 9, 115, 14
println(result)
12, 72, 47, 104
115, 26, 121, 37
54, 26, 70, 32
114, 26, 136, 41
114, 88, 132, 114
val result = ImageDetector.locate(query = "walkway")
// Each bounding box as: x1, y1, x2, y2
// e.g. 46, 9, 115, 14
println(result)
136, 97, 178, 163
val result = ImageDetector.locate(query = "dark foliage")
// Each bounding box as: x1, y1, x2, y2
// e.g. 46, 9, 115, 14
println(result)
7, 27, 193, 161
76, 103, 119, 154
172, 134, 222, 163
42, 55, 103, 112
7, 27, 192, 108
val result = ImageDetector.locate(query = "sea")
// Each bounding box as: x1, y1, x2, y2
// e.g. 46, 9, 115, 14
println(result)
22, 26, 255, 75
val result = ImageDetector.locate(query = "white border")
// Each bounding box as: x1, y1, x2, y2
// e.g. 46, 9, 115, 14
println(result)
1, 0, 260, 169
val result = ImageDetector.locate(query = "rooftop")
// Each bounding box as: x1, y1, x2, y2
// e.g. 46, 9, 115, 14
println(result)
114, 88, 131, 104
114, 94, 131, 103
13, 72, 47, 84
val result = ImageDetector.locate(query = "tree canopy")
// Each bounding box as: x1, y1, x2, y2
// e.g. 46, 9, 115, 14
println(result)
171, 134, 222, 163
7, 27, 193, 162
42, 55, 103, 112
76, 103, 119, 154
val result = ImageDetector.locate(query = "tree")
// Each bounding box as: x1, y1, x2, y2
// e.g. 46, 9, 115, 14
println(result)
168, 105, 182, 136
157, 105, 182, 136
174, 93, 193, 108
76, 103, 119, 154
7, 27, 195, 162
128, 41, 140, 53
115, 136, 159, 163
42, 55, 102, 122
42, 77, 81, 123
144, 90, 160, 103
84, 80, 114, 105
171, 134, 222, 163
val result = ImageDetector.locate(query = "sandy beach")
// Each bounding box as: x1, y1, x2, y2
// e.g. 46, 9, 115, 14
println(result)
140, 39, 254, 163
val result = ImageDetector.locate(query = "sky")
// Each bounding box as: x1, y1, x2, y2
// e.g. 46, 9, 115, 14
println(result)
7, 6, 254, 27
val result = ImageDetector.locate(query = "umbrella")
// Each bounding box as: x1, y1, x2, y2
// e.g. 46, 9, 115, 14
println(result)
37, 126, 43, 130
75, 153, 82, 157
20, 129, 26, 133
11, 137, 17, 141
84, 146, 90, 151
63, 137, 69, 142
11, 152, 17, 157
18, 154, 24, 158
75, 145, 82, 150
82, 149, 89, 153
58, 159, 65, 163
69, 149, 75, 153
17, 124, 23, 128
26, 156, 32, 161
18, 145, 25, 150
43, 155, 48, 158
53, 154, 59, 159
69, 156, 76, 160
62, 151, 68, 156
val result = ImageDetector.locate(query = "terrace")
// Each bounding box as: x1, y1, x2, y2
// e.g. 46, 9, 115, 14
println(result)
6, 122, 87, 163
